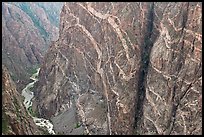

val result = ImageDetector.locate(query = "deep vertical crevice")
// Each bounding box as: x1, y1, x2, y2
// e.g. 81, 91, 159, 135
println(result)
133, 2, 155, 133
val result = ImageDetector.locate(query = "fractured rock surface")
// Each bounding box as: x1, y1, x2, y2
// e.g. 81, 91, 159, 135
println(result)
33, 2, 202, 135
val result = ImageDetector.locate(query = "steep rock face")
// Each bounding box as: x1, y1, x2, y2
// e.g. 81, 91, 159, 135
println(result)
2, 66, 42, 135
2, 2, 63, 91
135, 2, 202, 135
34, 2, 149, 135
33, 2, 202, 135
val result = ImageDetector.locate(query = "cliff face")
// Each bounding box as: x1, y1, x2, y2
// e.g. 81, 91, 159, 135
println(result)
2, 66, 42, 135
136, 2, 202, 135
2, 2, 63, 91
33, 2, 202, 135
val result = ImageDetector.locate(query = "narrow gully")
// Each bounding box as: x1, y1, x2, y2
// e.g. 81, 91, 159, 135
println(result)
133, 2, 155, 133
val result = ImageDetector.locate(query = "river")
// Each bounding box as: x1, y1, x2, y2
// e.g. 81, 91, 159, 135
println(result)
21, 68, 55, 135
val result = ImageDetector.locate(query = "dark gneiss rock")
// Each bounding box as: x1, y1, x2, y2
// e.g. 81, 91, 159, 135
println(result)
33, 2, 202, 135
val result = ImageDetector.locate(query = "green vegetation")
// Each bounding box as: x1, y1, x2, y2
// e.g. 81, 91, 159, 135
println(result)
57, 132, 65, 135
2, 109, 9, 134
11, 74, 18, 81
29, 66, 38, 75
27, 64, 39, 76
25, 106, 29, 116
29, 85, 34, 91
18, 3, 48, 39
37, 3, 61, 27
28, 106, 37, 117
31, 68, 38, 74
13, 97, 21, 121
81, 132, 89, 135
15, 12, 21, 20
133, 130, 140, 135
15, 12, 24, 24
38, 127, 51, 135
74, 122, 81, 129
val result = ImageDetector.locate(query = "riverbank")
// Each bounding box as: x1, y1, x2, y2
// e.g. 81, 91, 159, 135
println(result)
21, 68, 55, 135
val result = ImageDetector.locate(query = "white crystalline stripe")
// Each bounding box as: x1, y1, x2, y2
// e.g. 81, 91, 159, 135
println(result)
55, 61, 69, 79
66, 11, 80, 24
160, 22, 171, 49
21, 68, 55, 135
58, 50, 69, 62
72, 4, 136, 134
79, 3, 135, 80
97, 69, 112, 135
75, 23, 102, 64
109, 60, 116, 85
85, 3, 109, 20
160, 25, 201, 63
164, 3, 202, 38
144, 115, 163, 134
150, 62, 193, 85
154, 9, 162, 22
107, 16, 130, 62
190, 87, 200, 94
167, 18, 182, 32
75, 3, 101, 24
109, 61, 130, 113
111, 88, 128, 114
139, 3, 145, 29
84, 54, 97, 72
71, 12, 102, 73
114, 59, 134, 81
105, 72, 121, 113
81, 3, 130, 62
184, 40, 202, 52
163, 46, 200, 64
121, 29, 139, 50
180, 114, 187, 134
184, 28, 202, 41
146, 88, 162, 117
147, 85, 162, 102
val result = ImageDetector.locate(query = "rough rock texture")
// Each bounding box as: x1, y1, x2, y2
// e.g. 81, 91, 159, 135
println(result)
2, 65, 42, 135
2, 2, 63, 91
135, 2, 202, 135
33, 2, 202, 135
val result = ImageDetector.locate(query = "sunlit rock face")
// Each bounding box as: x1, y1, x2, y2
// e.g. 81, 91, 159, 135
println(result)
2, 66, 42, 135
2, 2, 63, 91
33, 2, 202, 135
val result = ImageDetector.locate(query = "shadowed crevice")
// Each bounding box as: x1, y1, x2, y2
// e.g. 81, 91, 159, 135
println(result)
133, 2, 156, 133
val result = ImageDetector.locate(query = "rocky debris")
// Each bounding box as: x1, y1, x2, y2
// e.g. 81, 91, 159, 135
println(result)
2, 65, 42, 135
33, 2, 202, 135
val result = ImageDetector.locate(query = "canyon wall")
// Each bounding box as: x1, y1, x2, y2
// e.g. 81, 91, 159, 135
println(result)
2, 2, 63, 91
33, 2, 202, 135
2, 66, 42, 135
135, 2, 202, 135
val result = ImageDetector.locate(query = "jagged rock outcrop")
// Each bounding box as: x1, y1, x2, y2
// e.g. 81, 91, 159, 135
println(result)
33, 2, 202, 135
2, 65, 42, 135
2, 2, 63, 91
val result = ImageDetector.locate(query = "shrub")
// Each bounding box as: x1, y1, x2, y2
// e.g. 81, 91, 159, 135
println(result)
74, 123, 81, 129
28, 106, 37, 117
